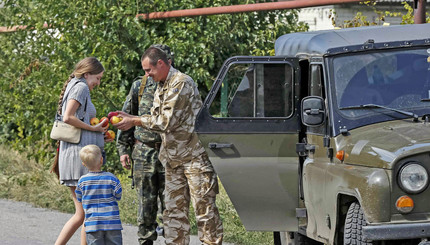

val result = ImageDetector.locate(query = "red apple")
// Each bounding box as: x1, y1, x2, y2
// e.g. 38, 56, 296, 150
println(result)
108, 111, 119, 119
105, 130, 116, 140
90, 117, 100, 126
110, 116, 122, 124
100, 117, 109, 127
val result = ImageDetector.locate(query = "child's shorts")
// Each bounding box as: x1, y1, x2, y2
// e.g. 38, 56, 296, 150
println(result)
86, 230, 122, 245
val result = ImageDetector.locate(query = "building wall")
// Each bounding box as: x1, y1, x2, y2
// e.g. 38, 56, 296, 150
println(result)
297, 2, 428, 31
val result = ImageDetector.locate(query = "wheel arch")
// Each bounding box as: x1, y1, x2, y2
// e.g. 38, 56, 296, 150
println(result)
324, 165, 391, 244
335, 194, 358, 245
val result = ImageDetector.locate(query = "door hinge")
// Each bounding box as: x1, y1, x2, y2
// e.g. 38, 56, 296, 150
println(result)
296, 143, 316, 156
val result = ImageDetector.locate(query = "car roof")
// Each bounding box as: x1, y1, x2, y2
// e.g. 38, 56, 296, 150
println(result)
274, 23, 430, 58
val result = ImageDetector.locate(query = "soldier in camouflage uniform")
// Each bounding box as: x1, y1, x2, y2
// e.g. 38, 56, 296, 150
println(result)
116, 44, 174, 245
114, 47, 223, 244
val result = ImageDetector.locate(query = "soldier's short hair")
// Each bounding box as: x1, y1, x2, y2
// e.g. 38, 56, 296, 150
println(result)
150, 44, 174, 61
142, 44, 174, 66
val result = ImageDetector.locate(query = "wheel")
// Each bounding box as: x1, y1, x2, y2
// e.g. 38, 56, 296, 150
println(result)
344, 202, 373, 245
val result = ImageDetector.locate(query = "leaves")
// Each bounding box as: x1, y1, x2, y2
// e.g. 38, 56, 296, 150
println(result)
0, 0, 307, 171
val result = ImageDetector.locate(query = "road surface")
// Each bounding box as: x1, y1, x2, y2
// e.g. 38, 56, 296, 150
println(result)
0, 198, 232, 244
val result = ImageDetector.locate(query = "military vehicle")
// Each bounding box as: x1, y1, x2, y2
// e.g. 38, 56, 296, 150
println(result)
195, 23, 430, 244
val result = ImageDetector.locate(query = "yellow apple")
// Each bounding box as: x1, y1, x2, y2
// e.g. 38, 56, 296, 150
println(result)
110, 116, 122, 124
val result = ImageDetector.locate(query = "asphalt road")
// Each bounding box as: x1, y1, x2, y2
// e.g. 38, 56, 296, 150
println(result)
0, 198, 232, 245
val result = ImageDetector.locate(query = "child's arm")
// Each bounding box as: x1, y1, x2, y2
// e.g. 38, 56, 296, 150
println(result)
113, 178, 122, 201
75, 185, 83, 203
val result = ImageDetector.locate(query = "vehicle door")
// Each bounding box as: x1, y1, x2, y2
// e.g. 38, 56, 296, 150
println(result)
301, 61, 333, 240
195, 56, 301, 231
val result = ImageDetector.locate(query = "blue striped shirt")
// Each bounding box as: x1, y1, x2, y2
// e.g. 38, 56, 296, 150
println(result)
76, 171, 123, 233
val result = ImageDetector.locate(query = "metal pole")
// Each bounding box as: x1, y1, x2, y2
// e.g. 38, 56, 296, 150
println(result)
414, 0, 427, 24
0, 23, 49, 33
136, 0, 363, 20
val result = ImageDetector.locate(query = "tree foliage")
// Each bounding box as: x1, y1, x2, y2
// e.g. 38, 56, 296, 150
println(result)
0, 0, 307, 171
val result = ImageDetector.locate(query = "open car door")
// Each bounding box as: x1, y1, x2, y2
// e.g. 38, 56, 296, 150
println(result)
196, 56, 301, 231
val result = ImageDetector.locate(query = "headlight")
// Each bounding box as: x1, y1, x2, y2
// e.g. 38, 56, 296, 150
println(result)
398, 162, 429, 194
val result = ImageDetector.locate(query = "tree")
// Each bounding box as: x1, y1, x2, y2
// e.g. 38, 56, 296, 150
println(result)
0, 0, 308, 171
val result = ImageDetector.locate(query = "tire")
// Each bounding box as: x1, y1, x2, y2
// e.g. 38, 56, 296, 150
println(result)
344, 202, 373, 245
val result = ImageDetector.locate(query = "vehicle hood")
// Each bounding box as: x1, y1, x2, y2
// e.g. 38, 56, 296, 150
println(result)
335, 120, 430, 169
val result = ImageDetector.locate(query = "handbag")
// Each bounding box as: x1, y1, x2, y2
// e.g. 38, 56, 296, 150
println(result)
50, 80, 87, 144
50, 119, 82, 143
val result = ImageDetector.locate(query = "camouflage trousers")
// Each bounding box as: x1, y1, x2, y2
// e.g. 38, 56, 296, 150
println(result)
163, 153, 223, 245
132, 143, 165, 244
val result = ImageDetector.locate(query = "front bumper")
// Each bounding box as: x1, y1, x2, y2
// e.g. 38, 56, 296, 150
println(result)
363, 222, 430, 240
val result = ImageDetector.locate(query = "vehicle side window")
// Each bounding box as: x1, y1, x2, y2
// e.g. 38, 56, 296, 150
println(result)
210, 63, 294, 118
310, 65, 323, 97
308, 64, 326, 135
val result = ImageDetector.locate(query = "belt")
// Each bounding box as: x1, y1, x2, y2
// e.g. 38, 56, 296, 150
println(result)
135, 140, 161, 150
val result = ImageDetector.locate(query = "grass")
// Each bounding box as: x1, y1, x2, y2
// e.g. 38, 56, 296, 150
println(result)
0, 144, 273, 245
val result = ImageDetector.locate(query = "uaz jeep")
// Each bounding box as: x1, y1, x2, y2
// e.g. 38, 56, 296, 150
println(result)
196, 23, 430, 244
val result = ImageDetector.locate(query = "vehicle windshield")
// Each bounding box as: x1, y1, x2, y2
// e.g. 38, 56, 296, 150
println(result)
331, 47, 430, 118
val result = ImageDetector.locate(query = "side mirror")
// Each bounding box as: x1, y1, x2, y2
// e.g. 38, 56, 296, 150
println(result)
301, 96, 326, 126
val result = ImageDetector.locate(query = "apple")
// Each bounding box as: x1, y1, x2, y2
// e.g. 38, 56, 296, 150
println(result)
105, 130, 116, 140
100, 117, 109, 127
108, 111, 119, 119
90, 117, 100, 126
110, 116, 123, 124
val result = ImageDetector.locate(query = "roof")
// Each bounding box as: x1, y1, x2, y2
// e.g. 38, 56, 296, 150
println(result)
274, 23, 430, 57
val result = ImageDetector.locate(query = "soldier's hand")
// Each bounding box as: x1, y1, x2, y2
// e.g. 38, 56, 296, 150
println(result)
120, 154, 131, 170
113, 111, 140, 131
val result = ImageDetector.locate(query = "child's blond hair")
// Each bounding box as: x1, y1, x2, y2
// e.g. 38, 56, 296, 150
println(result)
79, 145, 102, 169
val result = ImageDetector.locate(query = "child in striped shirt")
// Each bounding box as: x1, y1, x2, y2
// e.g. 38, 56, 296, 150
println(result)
76, 144, 123, 245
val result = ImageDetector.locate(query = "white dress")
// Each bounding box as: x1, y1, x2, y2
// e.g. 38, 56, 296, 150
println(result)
58, 77, 104, 186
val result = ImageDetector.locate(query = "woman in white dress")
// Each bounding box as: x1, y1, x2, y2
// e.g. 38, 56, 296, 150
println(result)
54, 57, 110, 245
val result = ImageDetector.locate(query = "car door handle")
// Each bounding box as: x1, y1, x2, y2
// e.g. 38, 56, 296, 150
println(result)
208, 143, 233, 149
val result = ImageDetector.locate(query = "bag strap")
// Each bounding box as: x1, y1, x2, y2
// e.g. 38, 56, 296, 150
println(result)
138, 76, 148, 105
57, 80, 87, 120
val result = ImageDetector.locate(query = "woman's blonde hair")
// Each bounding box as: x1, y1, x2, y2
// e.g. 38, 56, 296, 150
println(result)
57, 57, 104, 114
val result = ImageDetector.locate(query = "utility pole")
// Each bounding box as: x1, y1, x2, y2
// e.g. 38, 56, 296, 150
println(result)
136, 0, 363, 20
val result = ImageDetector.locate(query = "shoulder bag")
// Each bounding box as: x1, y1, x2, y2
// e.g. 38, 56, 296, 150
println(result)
50, 81, 87, 144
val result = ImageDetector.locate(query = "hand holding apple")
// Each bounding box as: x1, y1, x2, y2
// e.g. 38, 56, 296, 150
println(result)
111, 111, 141, 131
100, 117, 109, 128
110, 116, 123, 125
90, 117, 108, 133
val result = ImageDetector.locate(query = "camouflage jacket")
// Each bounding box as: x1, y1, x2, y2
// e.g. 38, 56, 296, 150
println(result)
116, 77, 161, 157
140, 67, 206, 168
